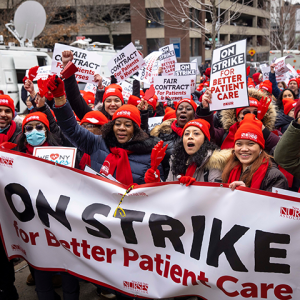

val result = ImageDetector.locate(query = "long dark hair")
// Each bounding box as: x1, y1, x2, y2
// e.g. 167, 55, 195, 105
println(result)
171, 137, 219, 176
17, 128, 61, 153
101, 99, 124, 120
277, 88, 296, 110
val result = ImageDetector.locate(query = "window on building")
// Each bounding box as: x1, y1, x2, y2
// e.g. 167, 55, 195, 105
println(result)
146, 8, 164, 28
190, 38, 200, 56
147, 38, 164, 53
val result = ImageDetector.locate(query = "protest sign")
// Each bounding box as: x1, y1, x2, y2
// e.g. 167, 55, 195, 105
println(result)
210, 39, 248, 111
272, 187, 300, 198
159, 44, 177, 76
154, 76, 191, 101
286, 63, 298, 78
260, 65, 270, 81
148, 116, 163, 132
84, 83, 97, 94
35, 66, 52, 81
0, 148, 300, 299
107, 43, 145, 82
175, 62, 197, 93
33, 146, 77, 168
51, 43, 102, 83
134, 51, 162, 84
274, 55, 294, 76
119, 81, 133, 101
191, 59, 200, 75
102, 77, 111, 87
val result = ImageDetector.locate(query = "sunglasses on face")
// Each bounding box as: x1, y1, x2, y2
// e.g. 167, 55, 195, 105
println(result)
241, 110, 257, 117
81, 124, 97, 129
24, 124, 45, 132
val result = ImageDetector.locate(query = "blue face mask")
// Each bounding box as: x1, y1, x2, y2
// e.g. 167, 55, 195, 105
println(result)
202, 87, 206, 93
0, 125, 10, 133
279, 87, 284, 91
25, 129, 46, 146
28, 106, 34, 110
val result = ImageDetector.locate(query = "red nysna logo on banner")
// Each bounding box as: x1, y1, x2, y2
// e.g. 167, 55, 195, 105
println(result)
0, 156, 14, 168
123, 281, 149, 294
280, 206, 300, 220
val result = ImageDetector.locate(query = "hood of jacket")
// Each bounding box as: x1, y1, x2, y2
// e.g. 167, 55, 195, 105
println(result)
203, 149, 232, 170
220, 88, 277, 131
150, 118, 176, 137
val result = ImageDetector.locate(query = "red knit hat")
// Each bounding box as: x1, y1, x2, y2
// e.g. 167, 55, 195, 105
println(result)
204, 68, 211, 78
83, 91, 95, 105
236, 97, 258, 117
0, 95, 15, 115
204, 82, 209, 87
283, 98, 297, 115
103, 86, 124, 104
147, 95, 157, 110
127, 95, 141, 106
140, 90, 145, 98
260, 80, 272, 94
112, 104, 141, 127
22, 112, 49, 131
176, 98, 197, 112
74, 112, 80, 122
248, 78, 255, 88
234, 114, 265, 149
106, 84, 122, 93
297, 70, 300, 74
181, 119, 211, 140
288, 78, 299, 88
252, 73, 261, 85
80, 111, 108, 126
197, 83, 204, 92
163, 107, 176, 122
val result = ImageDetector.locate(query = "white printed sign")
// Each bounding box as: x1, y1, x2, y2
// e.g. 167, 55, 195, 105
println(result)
148, 116, 163, 131
84, 83, 97, 94
154, 76, 191, 101
210, 40, 248, 111
51, 43, 102, 83
275, 55, 294, 76
286, 63, 298, 77
35, 66, 52, 81
175, 63, 197, 93
102, 77, 111, 87
159, 44, 177, 76
33, 146, 77, 168
1, 149, 300, 299
107, 43, 145, 82
119, 81, 133, 101
260, 66, 270, 81
272, 187, 300, 198
192, 59, 200, 75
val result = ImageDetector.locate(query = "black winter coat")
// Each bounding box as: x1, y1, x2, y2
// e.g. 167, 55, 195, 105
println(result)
275, 110, 294, 134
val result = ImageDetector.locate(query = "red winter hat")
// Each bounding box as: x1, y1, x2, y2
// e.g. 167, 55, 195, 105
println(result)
103, 87, 124, 104
80, 111, 108, 126
236, 97, 258, 117
83, 91, 95, 105
28, 66, 39, 81
106, 84, 122, 93
140, 90, 145, 98
234, 114, 265, 149
297, 70, 300, 74
204, 68, 211, 78
252, 73, 261, 85
175, 98, 197, 112
248, 78, 255, 88
182, 119, 211, 141
127, 95, 141, 106
112, 104, 141, 127
22, 112, 49, 131
147, 95, 157, 110
288, 78, 299, 88
197, 83, 204, 92
260, 80, 272, 94
283, 98, 297, 115
0, 95, 15, 115
163, 107, 176, 122
204, 82, 209, 87
74, 112, 80, 122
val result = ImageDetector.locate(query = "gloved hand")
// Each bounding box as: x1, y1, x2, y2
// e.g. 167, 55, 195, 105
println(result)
47, 75, 65, 98
22, 76, 28, 85
179, 175, 196, 186
150, 140, 168, 171
28, 66, 39, 81
257, 96, 271, 120
144, 168, 160, 183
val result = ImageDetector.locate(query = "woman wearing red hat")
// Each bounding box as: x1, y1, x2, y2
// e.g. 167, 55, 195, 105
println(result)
48, 76, 167, 184
275, 98, 297, 134
145, 119, 231, 185
222, 114, 287, 191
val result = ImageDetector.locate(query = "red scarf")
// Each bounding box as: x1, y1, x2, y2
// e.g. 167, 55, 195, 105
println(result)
79, 153, 91, 170
228, 160, 269, 189
0, 121, 16, 144
279, 166, 294, 188
26, 142, 49, 155
171, 120, 183, 137
185, 163, 197, 176
100, 147, 133, 185
221, 122, 239, 150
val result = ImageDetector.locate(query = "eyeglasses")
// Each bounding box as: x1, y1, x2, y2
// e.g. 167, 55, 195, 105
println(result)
24, 124, 45, 132
81, 124, 98, 129
241, 110, 257, 117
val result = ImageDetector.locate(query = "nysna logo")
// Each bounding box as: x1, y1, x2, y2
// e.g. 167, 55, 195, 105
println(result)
0, 156, 14, 168
106, 88, 116, 94
241, 132, 257, 141
189, 121, 202, 127
123, 281, 149, 294
0, 99, 9, 104
280, 206, 300, 220
117, 111, 131, 117
100, 160, 110, 176
249, 100, 257, 106
26, 116, 40, 122
86, 117, 100, 124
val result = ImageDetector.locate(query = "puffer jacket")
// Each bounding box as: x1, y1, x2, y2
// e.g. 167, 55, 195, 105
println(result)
166, 149, 232, 182
196, 88, 280, 153
275, 109, 294, 134
53, 101, 165, 184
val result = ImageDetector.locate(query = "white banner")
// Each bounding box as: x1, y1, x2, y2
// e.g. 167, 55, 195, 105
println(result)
154, 76, 191, 102
261, 66, 270, 81
119, 81, 133, 101
210, 40, 248, 111
51, 43, 102, 83
148, 116, 163, 131
275, 56, 294, 76
107, 43, 145, 82
159, 44, 177, 76
1, 149, 300, 299
84, 83, 97, 94
175, 63, 197, 93
35, 66, 52, 81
